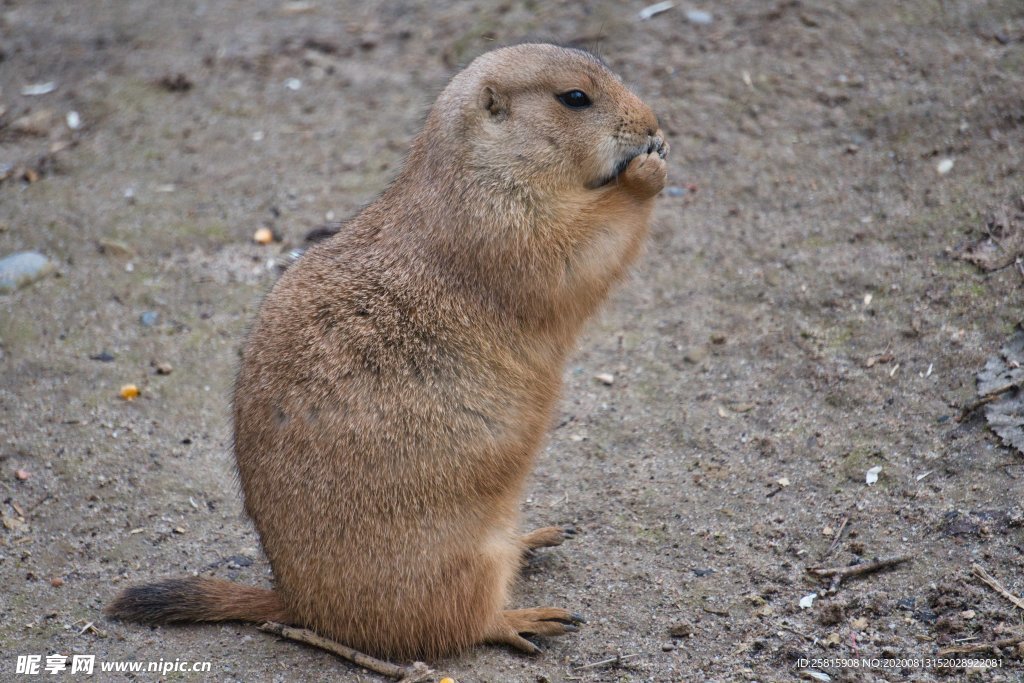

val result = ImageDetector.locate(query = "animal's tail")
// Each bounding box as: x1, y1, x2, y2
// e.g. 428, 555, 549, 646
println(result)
105, 577, 289, 625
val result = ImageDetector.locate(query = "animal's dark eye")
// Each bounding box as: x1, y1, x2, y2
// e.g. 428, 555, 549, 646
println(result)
556, 90, 592, 109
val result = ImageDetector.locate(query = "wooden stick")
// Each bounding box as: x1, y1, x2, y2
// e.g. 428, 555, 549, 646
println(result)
807, 555, 911, 591
823, 515, 849, 558
938, 636, 1024, 656
972, 564, 1024, 611
957, 380, 1022, 422
572, 653, 642, 671
258, 622, 435, 682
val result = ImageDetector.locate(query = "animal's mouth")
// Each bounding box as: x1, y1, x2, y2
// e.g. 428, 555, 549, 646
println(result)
589, 136, 668, 189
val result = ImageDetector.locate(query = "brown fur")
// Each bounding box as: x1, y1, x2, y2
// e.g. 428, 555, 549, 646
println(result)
107, 43, 667, 660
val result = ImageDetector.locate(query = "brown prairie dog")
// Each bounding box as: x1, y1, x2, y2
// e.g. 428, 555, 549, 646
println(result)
107, 43, 667, 660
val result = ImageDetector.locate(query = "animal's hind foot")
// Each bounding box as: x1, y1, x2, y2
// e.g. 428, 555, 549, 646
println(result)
484, 607, 585, 654
520, 525, 576, 550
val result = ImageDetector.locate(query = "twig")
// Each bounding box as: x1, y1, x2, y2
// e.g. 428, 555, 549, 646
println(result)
26, 493, 52, 513
938, 635, 1024, 656
957, 381, 1023, 422
972, 564, 1024, 611
258, 622, 434, 682
779, 624, 813, 641
807, 555, 911, 591
572, 653, 642, 671
823, 515, 850, 558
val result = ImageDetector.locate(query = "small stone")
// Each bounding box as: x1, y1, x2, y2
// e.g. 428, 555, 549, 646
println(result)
638, 1, 674, 20
666, 186, 686, 197
253, 227, 275, 245
98, 238, 136, 259
155, 362, 173, 375
158, 73, 193, 92
280, 1, 316, 15
50, 577, 64, 587
12, 109, 55, 136
120, 384, 140, 400
683, 347, 708, 363
661, 641, 675, 652
669, 621, 694, 637
139, 311, 159, 327
15, 469, 31, 481
285, 78, 302, 91
851, 617, 869, 630
685, 9, 713, 24
225, 554, 253, 568
960, 610, 976, 619
594, 372, 615, 385
173, 526, 186, 534
21, 82, 57, 96
90, 351, 116, 362
66, 111, 82, 130
0, 251, 56, 294
936, 158, 954, 175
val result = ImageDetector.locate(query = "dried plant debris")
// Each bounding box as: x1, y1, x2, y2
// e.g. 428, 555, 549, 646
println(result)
957, 200, 1024, 272
976, 326, 1024, 453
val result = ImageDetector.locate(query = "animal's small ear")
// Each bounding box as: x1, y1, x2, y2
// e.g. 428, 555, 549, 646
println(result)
480, 85, 509, 121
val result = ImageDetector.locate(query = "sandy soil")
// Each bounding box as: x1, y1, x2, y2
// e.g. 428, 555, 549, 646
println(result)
2, 1, 1023, 681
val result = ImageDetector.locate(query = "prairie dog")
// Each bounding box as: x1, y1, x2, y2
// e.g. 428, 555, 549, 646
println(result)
108, 43, 667, 660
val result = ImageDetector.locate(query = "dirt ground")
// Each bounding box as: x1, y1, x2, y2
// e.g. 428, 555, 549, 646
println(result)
2, 1, 1023, 681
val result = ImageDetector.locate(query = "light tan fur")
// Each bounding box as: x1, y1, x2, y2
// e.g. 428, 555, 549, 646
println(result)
108, 43, 667, 660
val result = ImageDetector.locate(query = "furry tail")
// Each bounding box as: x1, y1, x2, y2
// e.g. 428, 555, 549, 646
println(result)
105, 577, 289, 625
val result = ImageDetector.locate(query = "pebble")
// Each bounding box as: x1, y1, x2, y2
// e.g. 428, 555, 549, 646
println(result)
683, 346, 708, 363
666, 186, 687, 197
12, 109, 55, 136
154, 362, 173, 375
285, 78, 302, 91
225, 554, 253, 568
936, 158, 954, 174
594, 372, 615, 386
0, 251, 55, 293
669, 621, 694, 637
253, 227, 275, 245
21, 81, 57, 96
139, 311, 160, 327
686, 9, 714, 24
90, 351, 116, 362
661, 641, 676, 652
66, 111, 82, 130
98, 238, 135, 259
638, 1, 674, 20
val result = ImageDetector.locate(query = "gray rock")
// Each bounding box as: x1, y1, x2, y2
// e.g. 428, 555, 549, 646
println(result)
0, 251, 55, 293
686, 9, 713, 24
140, 311, 160, 327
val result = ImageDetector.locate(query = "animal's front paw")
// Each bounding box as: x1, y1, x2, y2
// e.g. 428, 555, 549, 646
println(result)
620, 147, 668, 199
